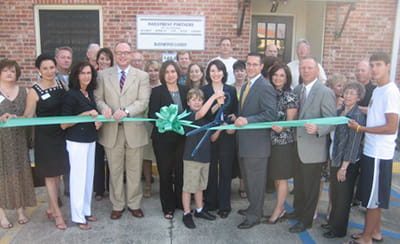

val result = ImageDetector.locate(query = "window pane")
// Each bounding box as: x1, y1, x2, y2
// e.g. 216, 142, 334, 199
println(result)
257, 23, 266, 38
277, 40, 285, 57
277, 24, 286, 39
256, 39, 266, 53
39, 10, 100, 62
267, 23, 276, 38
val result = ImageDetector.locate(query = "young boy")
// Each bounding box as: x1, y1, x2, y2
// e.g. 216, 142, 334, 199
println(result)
181, 88, 228, 229
348, 52, 400, 244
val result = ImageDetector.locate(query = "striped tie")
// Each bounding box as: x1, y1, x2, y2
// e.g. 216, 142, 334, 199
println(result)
300, 85, 306, 110
120, 71, 126, 91
240, 81, 251, 108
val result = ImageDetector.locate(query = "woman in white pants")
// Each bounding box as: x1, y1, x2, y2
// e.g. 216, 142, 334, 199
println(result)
61, 61, 101, 230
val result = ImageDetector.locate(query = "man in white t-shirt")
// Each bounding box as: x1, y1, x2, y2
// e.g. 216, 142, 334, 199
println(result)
287, 39, 327, 89
348, 52, 400, 244
212, 38, 237, 85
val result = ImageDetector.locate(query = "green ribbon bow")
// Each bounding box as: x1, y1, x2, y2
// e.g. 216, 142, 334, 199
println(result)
155, 104, 197, 135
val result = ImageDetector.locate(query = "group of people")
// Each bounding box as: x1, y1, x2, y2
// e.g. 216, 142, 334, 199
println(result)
0, 37, 399, 244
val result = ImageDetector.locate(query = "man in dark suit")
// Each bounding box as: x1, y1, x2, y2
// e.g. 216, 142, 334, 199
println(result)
235, 53, 277, 229
287, 56, 336, 233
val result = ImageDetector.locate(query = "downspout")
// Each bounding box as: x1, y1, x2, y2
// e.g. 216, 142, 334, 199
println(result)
390, 0, 400, 82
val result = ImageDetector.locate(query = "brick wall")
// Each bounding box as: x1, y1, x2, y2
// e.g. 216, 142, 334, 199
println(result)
1, 0, 399, 85
0, 0, 251, 84
323, 0, 400, 83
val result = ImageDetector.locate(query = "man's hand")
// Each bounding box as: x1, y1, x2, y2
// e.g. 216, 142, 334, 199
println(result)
234, 116, 248, 127
102, 108, 112, 119
113, 109, 127, 121
304, 123, 318, 134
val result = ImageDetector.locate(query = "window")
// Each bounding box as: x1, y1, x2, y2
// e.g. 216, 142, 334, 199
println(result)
35, 6, 102, 62
251, 15, 293, 63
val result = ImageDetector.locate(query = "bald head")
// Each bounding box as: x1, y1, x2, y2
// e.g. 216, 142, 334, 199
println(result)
265, 44, 278, 57
355, 60, 371, 85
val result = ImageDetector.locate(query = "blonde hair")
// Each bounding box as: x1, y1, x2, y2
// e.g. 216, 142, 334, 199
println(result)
186, 88, 204, 101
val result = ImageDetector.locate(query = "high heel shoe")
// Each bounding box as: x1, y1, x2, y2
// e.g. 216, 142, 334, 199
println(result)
263, 210, 286, 224
45, 210, 54, 221
53, 215, 67, 230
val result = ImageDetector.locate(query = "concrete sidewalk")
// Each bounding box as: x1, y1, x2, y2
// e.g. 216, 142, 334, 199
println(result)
1, 176, 399, 244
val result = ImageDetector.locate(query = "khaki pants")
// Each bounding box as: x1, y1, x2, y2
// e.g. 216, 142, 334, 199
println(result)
104, 126, 143, 210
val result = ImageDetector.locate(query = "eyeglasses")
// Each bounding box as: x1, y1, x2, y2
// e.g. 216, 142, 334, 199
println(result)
115, 51, 131, 56
343, 91, 359, 97
246, 62, 260, 67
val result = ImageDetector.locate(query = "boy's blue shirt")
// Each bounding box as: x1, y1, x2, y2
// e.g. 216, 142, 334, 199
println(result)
182, 110, 211, 163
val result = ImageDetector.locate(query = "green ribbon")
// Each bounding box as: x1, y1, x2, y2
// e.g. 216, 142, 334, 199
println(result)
210, 116, 349, 130
0, 104, 199, 135
155, 104, 197, 135
0, 105, 349, 133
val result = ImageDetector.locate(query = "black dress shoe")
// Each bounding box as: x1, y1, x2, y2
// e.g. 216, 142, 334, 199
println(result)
289, 222, 311, 233
182, 213, 196, 229
217, 210, 230, 219
284, 212, 297, 220
194, 210, 216, 220
323, 230, 340, 239
237, 209, 247, 216
237, 219, 260, 229
321, 223, 331, 230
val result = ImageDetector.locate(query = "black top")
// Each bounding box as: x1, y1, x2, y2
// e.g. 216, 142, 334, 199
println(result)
358, 81, 376, 107
148, 84, 189, 141
183, 112, 211, 163
62, 89, 98, 142
200, 83, 238, 122
331, 105, 366, 167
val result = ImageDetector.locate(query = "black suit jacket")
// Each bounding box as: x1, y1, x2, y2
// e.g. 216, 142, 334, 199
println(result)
62, 89, 98, 142
148, 84, 189, 141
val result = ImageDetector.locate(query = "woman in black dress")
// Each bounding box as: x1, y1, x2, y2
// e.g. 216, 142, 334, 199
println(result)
148, 60, 189, 219
24, 54, 69, 230
201, 59, 238, 218
265, 63, 298, 224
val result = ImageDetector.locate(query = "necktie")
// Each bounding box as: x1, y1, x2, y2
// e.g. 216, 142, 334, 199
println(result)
120, 71, 126, 91
241, 81, 251, 108
300, 85, 306, 109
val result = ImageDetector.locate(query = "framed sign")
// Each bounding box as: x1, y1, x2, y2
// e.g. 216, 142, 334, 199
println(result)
137, 15, 205, 50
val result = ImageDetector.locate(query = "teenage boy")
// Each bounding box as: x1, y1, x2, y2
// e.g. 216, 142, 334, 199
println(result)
347, 52, 400, 244
181, 88, 230, 229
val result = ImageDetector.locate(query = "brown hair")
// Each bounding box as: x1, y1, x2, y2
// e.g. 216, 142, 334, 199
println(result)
0, 59, 21, 80
186, 88, 204, 101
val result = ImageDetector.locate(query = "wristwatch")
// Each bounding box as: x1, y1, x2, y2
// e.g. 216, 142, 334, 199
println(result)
121, 107, 130, 117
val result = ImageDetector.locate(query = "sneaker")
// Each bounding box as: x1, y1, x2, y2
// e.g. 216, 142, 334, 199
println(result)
182, 213, 195, 229
194, 210, 216, 220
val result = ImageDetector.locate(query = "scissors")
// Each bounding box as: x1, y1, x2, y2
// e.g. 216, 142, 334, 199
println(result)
186, 92, 232, 157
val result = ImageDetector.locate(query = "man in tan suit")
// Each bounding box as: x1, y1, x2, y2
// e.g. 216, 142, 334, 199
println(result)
94, 42, 151, 219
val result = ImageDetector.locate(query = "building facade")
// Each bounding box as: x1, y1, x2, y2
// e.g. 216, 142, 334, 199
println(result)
0, 0, 399, 85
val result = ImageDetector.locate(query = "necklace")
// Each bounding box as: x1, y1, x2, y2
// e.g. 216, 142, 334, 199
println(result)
0, 84, 17, 98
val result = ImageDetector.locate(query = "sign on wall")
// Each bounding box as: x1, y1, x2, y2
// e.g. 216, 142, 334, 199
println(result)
136, 15, 205, 50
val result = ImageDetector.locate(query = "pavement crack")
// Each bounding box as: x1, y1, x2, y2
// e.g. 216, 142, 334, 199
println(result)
168, 219, 174, 244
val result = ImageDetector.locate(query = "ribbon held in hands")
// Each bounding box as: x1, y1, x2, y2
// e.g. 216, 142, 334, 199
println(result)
154, 104, 198, 135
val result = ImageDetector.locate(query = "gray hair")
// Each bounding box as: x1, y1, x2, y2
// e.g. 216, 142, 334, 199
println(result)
343, 81, 366, 100
55, 46, 73, 57
87, 43, 100, 52
296, 39, 310, 49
